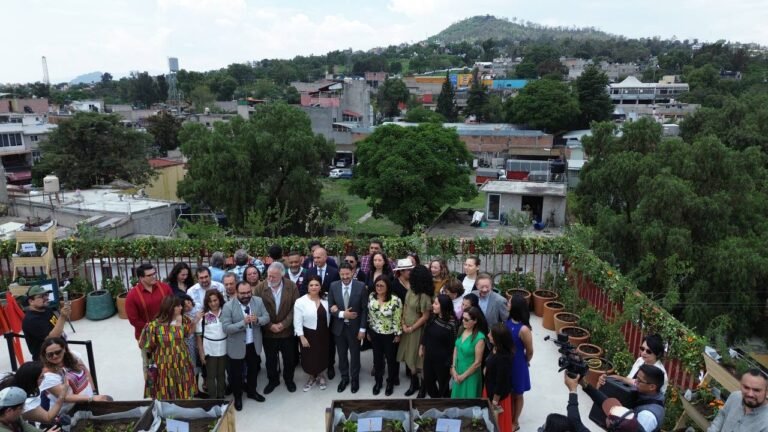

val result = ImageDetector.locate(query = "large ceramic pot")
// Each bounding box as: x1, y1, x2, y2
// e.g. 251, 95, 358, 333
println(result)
585, 357, 615, 388
68, 294, 86, 321
532, 290, 558, 317
506, 289, 531, 307
559, 325, 591, 346
542, 301, 564, 331
576, 343, 604, 360
86, 290, 116, 321
116, 292, 129, 319
554, 312, 580, 333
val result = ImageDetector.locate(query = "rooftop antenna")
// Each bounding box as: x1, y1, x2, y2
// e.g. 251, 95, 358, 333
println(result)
41, 56, 50, 85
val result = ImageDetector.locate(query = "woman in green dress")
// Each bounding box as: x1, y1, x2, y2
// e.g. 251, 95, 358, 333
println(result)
396, 264, 433, 397
451, 306, 487, 398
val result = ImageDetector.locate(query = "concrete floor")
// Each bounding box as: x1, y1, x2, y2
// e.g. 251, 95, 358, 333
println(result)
3, 314, 603, 431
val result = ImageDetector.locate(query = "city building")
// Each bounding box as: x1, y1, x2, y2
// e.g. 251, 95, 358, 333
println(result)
0, 97, 49, 115
0, 116, 57, 185
608, 76, 689, 105
480, 179, 567, 226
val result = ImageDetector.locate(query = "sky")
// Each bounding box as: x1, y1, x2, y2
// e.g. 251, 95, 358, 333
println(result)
4, 0, 768, 84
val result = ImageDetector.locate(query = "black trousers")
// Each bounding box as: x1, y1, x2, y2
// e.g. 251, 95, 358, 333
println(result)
370, 331, 398, 384
423, 356, 451, 397
335, 327, 361, 381
228, 343, 259, 400
263, 337, 295, 384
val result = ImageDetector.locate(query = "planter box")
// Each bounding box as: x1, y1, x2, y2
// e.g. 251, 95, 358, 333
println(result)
702, 353, 740, 392
680, 397, 711, 431
328, 399, 411, 432
135, 399, 235, 432
67, 400, 153, 432
412, 399, 499, 432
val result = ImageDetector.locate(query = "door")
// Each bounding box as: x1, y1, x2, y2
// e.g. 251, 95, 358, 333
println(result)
487, 194, 501, 221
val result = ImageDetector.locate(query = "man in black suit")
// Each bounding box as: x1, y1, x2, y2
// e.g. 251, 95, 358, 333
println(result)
305, 246, 341, 378
301, 241, 339, 270
328, 263, 368, 394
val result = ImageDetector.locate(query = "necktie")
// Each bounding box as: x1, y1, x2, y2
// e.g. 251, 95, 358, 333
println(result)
343, 286, 350, 309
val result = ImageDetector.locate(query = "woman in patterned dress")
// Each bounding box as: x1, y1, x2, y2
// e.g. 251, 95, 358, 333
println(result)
139, 296, 196, 400
367, 275, 403, 396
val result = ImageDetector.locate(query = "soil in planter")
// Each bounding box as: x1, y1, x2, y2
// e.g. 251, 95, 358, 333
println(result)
561, 327, 588, 338
71, 420, 137, 432
535, 290, 557, 298
335, 419, 407, 432
578, 344, 601, 357
412, 417, 489, 432
158, 418, 219, 432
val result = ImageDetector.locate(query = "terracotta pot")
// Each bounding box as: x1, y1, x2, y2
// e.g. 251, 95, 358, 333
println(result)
506, 289, 531, 307
532, 290, 558, 317
576, 343, 604, 360
116, 292, 129, 319
554, 312, 580, 333
542, 301, 564, 331
559, 325, 590, 346
585, 357, 614, 388
68, 294, 86, 321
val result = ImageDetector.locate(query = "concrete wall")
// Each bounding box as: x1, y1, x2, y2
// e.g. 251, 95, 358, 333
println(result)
339, 80, 372, 127
485, 192, 565, 227
0, 99, 49, 114
145, 164, 186, 201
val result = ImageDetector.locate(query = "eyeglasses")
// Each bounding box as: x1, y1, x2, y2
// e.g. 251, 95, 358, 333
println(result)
462, 317, 473, 322
635, 377, 649, 385
144, 272, 157, 278
345, 260, 355, 264
45, 349, 64, 359
640, 346, 654, 355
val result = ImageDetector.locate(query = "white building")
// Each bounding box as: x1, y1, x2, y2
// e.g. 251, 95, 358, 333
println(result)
0, 116, 57, 184
608, 76, 689, 105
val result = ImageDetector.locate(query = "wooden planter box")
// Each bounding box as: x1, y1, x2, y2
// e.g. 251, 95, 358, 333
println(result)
67, 400, 153, 432
702, 353, 740, 392
412, 399, 499, 432
135, 399, 235, 432
680, 397, 711, 431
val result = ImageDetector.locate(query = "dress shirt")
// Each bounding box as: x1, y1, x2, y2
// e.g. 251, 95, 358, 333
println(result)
479, 295, 489, 315
270, 282, 283, 309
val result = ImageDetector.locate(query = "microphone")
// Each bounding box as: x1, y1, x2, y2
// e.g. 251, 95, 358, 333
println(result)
244, 305, 251, 328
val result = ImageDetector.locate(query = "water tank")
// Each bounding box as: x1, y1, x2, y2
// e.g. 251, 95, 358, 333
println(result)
43, 174, 60, 193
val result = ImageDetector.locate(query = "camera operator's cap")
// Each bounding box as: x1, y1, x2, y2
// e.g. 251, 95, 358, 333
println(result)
0, 387, 26, 407
26, 285, 52, 297
602, 398, 641, 432
394, 258, 414, 271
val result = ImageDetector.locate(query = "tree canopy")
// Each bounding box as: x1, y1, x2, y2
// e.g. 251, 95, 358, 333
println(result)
146, 111, 183, 155
32, 113, 156, 189
376, 78, 410, 119
436, 72, 458, 122
177, 102, 334, 233
350, 124, 477, 234
573, 65, 613, 128
508, 78, 579, 132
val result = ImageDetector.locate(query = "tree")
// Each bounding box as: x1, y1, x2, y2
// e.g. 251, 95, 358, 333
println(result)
130, 72, 160, 107
574, 65, 613, 128
511, 79, 580, 132
376, 77, 410, 119
146, 111, 183, 155
188, 85, 215, 112
32, 112, 156, 189
464, 69, 489, 121
436, 72, 458, 121
177, 103, 334, 232
403, 107, 444, 123
350, 124, 477, 234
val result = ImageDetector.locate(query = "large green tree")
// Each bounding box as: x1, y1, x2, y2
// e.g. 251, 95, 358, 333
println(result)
436, 72, 458, 121
510, 78, 580, 132
576, 118, 768, 340
464, 69, 489, 121
350, 124, 477, 234
376, 78, 410, 119
33, 113, 156, 188
146, 111, 183, 155
573, 65, 613, 128
178, 103, 334, 232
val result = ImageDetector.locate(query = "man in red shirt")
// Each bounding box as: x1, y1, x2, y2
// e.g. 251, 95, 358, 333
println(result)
125, 263, 172, 340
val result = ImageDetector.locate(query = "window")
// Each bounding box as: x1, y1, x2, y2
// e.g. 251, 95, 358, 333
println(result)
0, 134, 22, 147
487, 194, 501, 221
30, 135, 39, 142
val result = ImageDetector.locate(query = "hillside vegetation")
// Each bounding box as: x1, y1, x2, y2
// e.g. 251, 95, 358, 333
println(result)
428, 15, 614, 44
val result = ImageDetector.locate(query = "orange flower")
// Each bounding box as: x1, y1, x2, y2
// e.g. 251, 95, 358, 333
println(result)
687, 337, 694, 343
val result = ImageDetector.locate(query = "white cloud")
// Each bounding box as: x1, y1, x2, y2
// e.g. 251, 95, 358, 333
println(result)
387, 0, 439, 17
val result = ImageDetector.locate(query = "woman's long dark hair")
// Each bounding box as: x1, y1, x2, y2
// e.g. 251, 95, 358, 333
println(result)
436, 294, 455, 322
40, 337, 81, 372
410, 265, 434, 298
463, 306, 488, 340
508, 294, 531, 329
0, 361, 43, 396
373, 275, 393, 302
368, 252, 392, 277
167, 262, 193, 287
490, 323, 514, 357
156, 295, 183, 324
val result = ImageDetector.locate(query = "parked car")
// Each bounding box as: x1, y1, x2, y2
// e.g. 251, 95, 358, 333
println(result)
329, 168, 353, 179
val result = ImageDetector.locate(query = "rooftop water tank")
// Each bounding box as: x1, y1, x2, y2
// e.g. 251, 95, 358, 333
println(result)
43, 174, 60, 193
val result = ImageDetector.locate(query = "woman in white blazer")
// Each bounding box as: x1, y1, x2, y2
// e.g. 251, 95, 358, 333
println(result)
293, 275, 331, 391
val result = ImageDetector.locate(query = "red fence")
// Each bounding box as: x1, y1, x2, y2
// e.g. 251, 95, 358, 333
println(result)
573, 272, 697, 390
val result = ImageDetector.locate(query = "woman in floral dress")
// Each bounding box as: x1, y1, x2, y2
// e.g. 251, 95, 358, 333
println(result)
367, 275, 403, 396
139, 295, 196, 399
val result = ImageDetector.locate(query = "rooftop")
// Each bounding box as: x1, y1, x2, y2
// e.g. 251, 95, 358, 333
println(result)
481, 180, 568, 197
0, 123, 57, 135
354, 122, 550, 138
14, 189, 177, 214
426, 208, 565, 238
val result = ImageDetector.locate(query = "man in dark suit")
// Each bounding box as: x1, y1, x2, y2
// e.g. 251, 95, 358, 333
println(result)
473, 272, 509, 329
253, 262, 300, 394
301, 241, 339, 270
220, 281, 270, 411
328, 263, 368, 393
306, 246, 341, 379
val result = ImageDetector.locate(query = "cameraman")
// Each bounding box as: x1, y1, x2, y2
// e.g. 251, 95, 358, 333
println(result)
539, 372, 592, 432
581, 364, 666, 432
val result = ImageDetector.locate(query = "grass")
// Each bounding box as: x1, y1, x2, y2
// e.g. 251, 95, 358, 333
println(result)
320, 179, 402, 236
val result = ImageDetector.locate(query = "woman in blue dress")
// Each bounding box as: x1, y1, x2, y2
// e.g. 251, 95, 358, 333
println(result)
505, 295, 533, 431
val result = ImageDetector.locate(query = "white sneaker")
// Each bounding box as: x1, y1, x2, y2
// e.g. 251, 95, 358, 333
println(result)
303, 377, 316, 392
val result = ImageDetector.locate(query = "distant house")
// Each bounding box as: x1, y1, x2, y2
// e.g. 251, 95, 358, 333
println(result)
146, 158, 186, 201
608, 76, 689, 105
0, 115, 57, 185
480, 180, 566, 227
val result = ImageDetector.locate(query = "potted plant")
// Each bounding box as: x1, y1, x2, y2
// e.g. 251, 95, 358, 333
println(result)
64, 276, 90, 321
102, 277, 129, 319
559, 325, 590, 346
542, 301, 564, 331
86, 278, 115, 321
554, 311, 580, 333
532, 288, 558, 317
584, 357, 614, 388
576, 343, 604, 360
499, 273, 531, 306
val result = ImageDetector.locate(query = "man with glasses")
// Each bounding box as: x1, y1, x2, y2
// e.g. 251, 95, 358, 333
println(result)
187, 266, 225, 314
221, 281, 269, 411
125, 263, 172, 340
22, 285, 70, 361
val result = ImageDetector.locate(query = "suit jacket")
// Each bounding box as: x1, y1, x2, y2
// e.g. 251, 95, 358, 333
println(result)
473, 290, 509, 329
327, 279, 368, 337
253, 278, 299, 339
220, 296, 270, 359
305, 266, 340, 295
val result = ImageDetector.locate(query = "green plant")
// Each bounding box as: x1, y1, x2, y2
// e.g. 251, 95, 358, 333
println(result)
341, 420, 357, 432
101, 276, 126, 300
65, 276, 92, 297
522, 272, 537, 292
415, 417, 435, 427
387, 419, 404, 432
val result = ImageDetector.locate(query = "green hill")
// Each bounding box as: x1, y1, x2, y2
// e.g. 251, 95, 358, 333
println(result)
429, 15, 615, 44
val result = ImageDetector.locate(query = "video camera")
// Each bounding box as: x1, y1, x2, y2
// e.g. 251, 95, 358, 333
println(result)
544, 333, 589, 378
